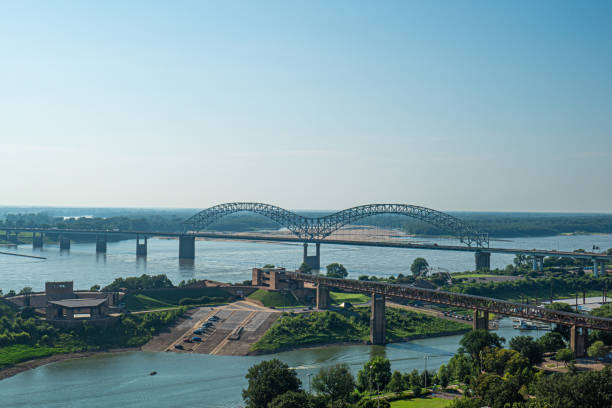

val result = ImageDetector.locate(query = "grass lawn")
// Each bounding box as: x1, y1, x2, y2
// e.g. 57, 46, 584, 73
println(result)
247, 289, 302, 308
123, 287, 233, 311
0, 344, 76, 369
330, 291, 370, 304
390, 397, 452, 408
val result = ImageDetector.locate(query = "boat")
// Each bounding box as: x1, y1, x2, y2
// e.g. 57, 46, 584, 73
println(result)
513, 320, 551, 330
150, 371, 157, 376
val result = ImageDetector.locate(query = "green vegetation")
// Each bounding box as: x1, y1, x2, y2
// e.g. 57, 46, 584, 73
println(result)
247, 289, 302, 308
251, 307, 470, 353
326, 263, 348, 278
123, 287, 233, 311
103, 274, 174, 292
0, 297, 185, 370
446, 275, 611, 302
251, 311, 367, 352
411, 258, 429, 277
390, 398, 450, 408
330, 291, 370, 305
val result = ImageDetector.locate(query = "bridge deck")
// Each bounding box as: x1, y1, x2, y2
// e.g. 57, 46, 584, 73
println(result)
3, 227, 611, 260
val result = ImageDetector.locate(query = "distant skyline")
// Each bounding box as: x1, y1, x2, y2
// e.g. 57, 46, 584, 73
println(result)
1, 1, 611, 212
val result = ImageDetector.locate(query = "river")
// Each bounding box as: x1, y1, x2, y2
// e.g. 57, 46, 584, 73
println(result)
0, 234, 610, 406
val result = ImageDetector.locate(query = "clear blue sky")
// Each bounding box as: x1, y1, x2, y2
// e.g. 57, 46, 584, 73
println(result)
1, 1, 611, 212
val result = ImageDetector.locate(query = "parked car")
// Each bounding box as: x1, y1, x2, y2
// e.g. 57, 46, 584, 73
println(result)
183, 337, 193, 343
192, 336, 202, 342
174, 344, 184, 350
194, 329, 204, 335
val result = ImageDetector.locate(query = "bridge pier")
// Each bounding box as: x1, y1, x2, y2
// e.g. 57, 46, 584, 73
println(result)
136, 236, 147, 257
370, 293, 386, 345
303, 242, 321, 271
8, 232, 19, 244
179, 235, 195, 259
316, 284, 329, 309
475, 251, 491, 270
59, 236, 70, 250
96, 235, 107, 253
593, 259, 599, 277
531, 256, 544, 271
472, 309, 489, 330
570, 325, 588, 357
32, 232, 43, 249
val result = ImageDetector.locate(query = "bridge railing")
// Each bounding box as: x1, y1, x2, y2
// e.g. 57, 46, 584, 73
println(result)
288, 272, 612, 331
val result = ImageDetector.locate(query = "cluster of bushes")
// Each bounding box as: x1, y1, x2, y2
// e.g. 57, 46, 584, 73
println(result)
446, 275, 611, 301
252, 310, 368, 352
102, 274, 175, 292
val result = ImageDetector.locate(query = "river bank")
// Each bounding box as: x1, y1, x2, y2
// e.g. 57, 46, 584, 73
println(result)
0, 348, 135, 381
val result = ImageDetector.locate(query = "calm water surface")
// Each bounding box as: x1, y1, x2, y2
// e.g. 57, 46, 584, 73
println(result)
0, 318, 545, 408
0, 234, 608, 407
1, 234, 610, 292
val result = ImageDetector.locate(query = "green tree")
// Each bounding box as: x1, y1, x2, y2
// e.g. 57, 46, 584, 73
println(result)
326, 263, 348, 279
355, 398, 390, 408
447, 353, 476, 384
410, 258, 429, 277
408, 369, 422, 389
448, 397, 481, 408
242, 359, 302, 408
298, 262, 312, 274
555, 348, 575, 366
311, 363, 355, 404
437, 364, 450, 387
459, 330, 504, 360
19, 286, 33, 295
532, 368, 612, 408
387, 370, 404, 395
356, 356, 391, 393
263, 264, 275, 269
587, 340, 608, 359
90, 284, 101, 291
509, 335, 543, 365
267, 391, 312, 408
536, 332, 566, 353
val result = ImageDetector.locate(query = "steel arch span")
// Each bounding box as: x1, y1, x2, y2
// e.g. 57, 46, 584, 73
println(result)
183, 202, 489, 247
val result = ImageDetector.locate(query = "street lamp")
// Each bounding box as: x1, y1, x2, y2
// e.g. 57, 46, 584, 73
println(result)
424, 354, 430, 390
307, 373, 311, 393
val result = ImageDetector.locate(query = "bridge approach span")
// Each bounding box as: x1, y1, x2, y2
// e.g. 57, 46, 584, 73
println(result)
287, 272, 612, 331
183, 202, 489, 247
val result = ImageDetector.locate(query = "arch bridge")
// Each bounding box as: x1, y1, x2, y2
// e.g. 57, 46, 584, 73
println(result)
183, 202, 489, 247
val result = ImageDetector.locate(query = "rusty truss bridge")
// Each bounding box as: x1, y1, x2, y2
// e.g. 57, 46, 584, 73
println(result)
287, 272, 612, 332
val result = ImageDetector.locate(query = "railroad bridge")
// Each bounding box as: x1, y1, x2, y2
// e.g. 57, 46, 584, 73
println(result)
285, 272, 612, 357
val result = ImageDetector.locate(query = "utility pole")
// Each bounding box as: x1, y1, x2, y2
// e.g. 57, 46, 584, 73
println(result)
424, 354, 430, 390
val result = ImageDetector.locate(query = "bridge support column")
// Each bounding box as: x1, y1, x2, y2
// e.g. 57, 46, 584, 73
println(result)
59, 236, 70, 250
475, 251, 491, 270
472, 309, 489, 330
532, 257, 538, 271
8, 232, 19, 244
370, 293, 386, 345
593, 259, 599, 277
570, 325, 588, 357
32, 232, 43, 249
538, 256, 544, 272
136, 236, 147, 257
179, 235, 195, 259
96, 235, 107, 253
303, 242, 321, 271
316, 284, 329, 310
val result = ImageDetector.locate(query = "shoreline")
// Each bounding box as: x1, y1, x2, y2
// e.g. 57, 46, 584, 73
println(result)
248, 328, 471, 356
0, 328, 471, 380
0, 347, 136, 382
